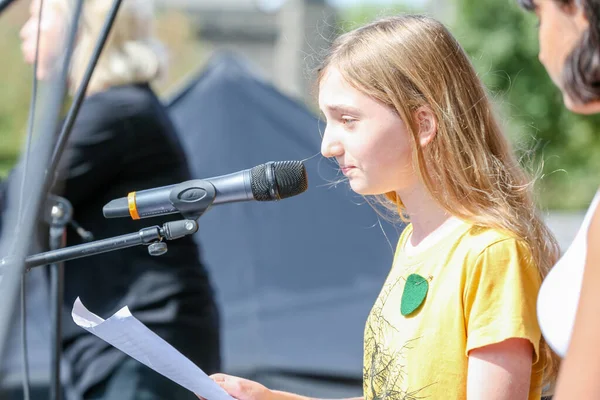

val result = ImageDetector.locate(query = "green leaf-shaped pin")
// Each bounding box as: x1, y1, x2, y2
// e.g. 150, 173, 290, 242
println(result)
400, 273, 429, 316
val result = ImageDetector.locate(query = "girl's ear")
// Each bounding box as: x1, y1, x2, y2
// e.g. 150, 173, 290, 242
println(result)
415, 106, 437, 148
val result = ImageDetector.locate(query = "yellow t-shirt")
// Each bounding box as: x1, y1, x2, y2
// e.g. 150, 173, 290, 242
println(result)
363, 220, 544, 400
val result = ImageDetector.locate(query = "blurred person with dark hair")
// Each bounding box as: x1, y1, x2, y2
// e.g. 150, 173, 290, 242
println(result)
517, 0, 600, 399
15, 0, 221, 398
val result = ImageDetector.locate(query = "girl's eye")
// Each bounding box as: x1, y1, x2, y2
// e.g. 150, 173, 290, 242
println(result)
342, 117, 356, 126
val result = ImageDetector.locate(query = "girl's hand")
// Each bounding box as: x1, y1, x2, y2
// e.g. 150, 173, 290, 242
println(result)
198, 374, 273, 400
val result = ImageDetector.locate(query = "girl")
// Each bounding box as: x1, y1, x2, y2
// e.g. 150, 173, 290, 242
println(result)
204, 15, 560, 400
516, 0, 600, 398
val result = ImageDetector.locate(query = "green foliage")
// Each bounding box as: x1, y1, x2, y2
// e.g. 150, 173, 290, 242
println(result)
338, 0, 600, 210
0, 5, 32, 179
338, 2, 420, 32
450, 0, 600, 210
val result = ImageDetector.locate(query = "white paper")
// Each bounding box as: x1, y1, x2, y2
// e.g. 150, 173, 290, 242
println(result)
71, 297, 232, 400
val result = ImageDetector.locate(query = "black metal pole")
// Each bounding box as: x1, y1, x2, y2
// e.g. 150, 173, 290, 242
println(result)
27, 228, 160, 270
48, 232, 65, 400
18, 219, 199, 271
47, 196, 72, 400
49, 0, 124, 172
0, 27, 75, 375
0, 0, 122, 374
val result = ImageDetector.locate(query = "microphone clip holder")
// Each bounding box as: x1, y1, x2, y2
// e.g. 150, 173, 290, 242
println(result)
168, 180, 216, 221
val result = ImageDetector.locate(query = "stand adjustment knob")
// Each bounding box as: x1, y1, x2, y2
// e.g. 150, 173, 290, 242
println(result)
148, 242, 167, 256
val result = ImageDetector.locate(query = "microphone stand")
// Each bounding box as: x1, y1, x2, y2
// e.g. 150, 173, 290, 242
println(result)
6, 202, 198, 400
45, 196, 71, 400
1, 216, 198, 400
42, 195, 95, 400
0, 219, 200, 273
0, 0, 120, 375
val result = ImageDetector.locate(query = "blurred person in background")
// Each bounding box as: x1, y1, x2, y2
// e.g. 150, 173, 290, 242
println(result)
517, 0, 600, 398
15, 0, 221, 398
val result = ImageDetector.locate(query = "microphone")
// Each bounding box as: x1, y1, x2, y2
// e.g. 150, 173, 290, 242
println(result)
103, 160, 308, 220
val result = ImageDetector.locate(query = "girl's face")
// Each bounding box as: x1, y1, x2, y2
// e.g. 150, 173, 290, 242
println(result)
532, 0, 598, 113
318, 67, 417, 196
20, 0, 65, 80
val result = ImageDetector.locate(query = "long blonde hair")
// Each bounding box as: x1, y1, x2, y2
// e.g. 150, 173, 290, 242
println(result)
317, 14, 561, 392
51, 0, 166, 94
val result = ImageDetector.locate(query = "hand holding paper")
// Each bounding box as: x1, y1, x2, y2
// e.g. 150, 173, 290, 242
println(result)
71, 297, 233, 400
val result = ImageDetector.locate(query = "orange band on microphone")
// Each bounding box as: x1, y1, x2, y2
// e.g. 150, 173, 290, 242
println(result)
128, 192, 140, 220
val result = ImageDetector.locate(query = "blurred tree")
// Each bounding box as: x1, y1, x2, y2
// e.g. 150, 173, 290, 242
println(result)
338, 0, 600, 210
0, 3, 32, 178
450, 0, 600, 210
338, 2, 418, 31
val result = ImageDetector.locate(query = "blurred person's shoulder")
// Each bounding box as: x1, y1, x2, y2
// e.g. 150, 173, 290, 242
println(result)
81, 82, 159, 126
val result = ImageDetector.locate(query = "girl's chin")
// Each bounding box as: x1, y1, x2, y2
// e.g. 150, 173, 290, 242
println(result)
348, 181, 384, 196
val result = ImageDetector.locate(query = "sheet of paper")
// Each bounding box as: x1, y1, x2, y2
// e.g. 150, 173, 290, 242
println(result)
71, 297, 233, 400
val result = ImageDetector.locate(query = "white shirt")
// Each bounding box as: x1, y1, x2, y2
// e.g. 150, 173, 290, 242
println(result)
537, 191, 600, 357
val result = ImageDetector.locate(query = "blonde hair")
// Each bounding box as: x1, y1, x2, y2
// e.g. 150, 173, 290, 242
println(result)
51, 0, 166, 94
317, 14, 561, 392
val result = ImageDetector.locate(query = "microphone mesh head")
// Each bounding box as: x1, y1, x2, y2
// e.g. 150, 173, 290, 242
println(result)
251, 161, 308, 201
